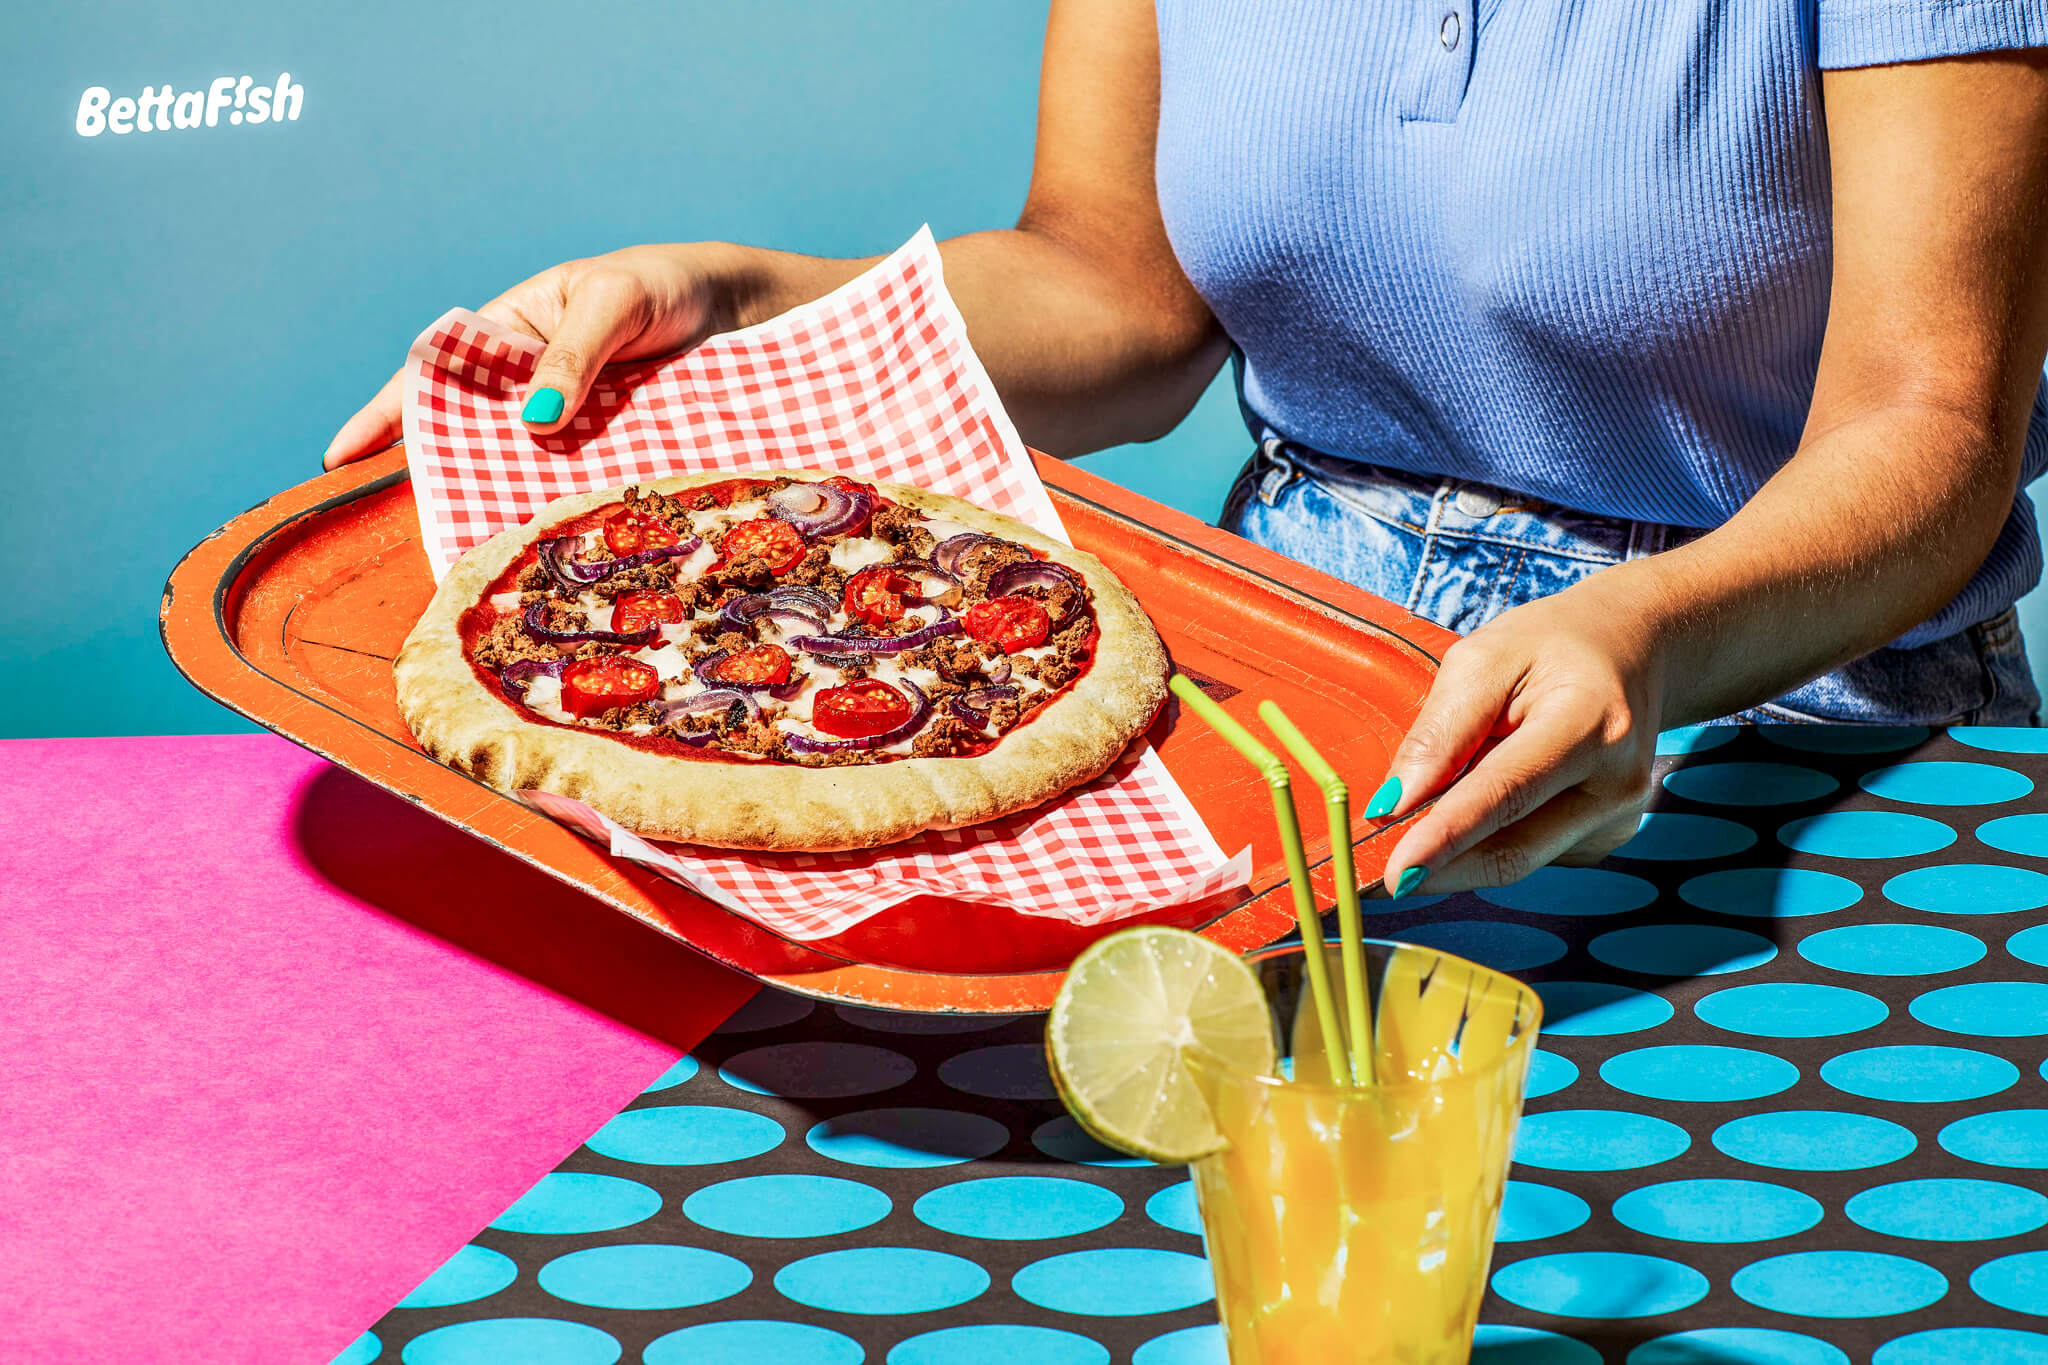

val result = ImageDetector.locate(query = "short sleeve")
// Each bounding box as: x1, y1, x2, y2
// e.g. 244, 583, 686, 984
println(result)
1818, 0, 2048, 69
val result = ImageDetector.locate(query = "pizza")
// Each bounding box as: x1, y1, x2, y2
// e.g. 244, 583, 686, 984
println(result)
393, 470, 1169, 851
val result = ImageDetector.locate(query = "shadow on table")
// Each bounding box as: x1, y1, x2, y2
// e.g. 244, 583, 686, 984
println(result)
291, 766, 753, 1050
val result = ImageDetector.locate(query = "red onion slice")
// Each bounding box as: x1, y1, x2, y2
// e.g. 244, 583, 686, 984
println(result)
655, 688, 760, 724
499, 657, 572, 700
768, 481, 871, 539
987, 560, 1085, 603
522, 599, 658, 648
892, 559, 963, 607
783, 679, 932, 754
788, 618, 961, 655
537, 535, 701, 593
767, 585, 838, 619
985, 655, 1013, 685
933, 532, 999, 576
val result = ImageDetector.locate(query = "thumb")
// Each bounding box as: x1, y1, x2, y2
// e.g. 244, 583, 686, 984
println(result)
517, 272, 647, 434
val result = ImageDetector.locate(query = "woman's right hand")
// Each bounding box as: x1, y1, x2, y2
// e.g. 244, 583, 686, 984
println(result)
321, 244, 736, 469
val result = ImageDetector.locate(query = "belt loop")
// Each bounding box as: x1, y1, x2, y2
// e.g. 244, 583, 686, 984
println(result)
1255, 436, 1298, 507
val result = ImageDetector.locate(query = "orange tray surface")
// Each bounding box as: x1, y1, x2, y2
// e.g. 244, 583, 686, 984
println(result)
163, 449, 1454, 1013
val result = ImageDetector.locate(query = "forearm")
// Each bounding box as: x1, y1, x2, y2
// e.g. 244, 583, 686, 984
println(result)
709, 228, 1227, 457
1610, 405, 2022, 724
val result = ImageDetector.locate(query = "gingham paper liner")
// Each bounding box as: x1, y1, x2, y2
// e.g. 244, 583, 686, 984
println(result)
400, 227, 1249, 939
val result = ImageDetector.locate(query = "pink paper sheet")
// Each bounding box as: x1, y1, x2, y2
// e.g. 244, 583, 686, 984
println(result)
0, 735, 752, 1364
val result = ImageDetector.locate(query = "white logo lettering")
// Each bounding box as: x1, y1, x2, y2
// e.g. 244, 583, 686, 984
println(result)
73, 73, 306, 138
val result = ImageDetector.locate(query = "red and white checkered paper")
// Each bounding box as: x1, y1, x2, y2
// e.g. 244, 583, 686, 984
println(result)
401, 227, 1250, 940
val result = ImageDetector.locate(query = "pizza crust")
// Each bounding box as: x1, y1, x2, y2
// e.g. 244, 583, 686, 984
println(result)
394, 470, 1169, 851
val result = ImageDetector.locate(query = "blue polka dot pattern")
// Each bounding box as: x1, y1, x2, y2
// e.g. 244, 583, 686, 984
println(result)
399, 1319, 621, 1365
363, 724, 2048, 1365
1629, 1328, 1849, 1364
937, 1044, 1059, 1100
1845, 1178, 2048, 1242
888, 1325, 1110, 1365
1497, 1181, 1593, 1243
1590, 924, 1777, 977
644, 1321, 863, 1365
1950, 726, 2048, 754
1978, 811, 2048, 856
1713, 1111, 1918, 1172
806, 1108, 1008, 1168
1694, 983, 1888, 1038
1390, 920, 1567, 971
1611, 1179, 1822, 1243
1472, 1325, 1604, 1363
1875, 1328, 2048, 1365
397, 1245, 517, 1310
1679, 867, 1863, 919
1664, 762, 1838, 806
537, 1244, 751, 1311
1860, 761, 2033, 806
1515, 1110, 1691, 1171
1493, 1252, 1709, 1318
1656, 724, 1739, 756
1131, 1325, 1230, 1365
683, 1174, 891, 1239
1821, 1045, 2018, 1104
1012, 1249, 1215, 1316
1763, 725, 1930, 754
1909, 981, 2048, 1037
1143, 1182, 1201, 1237
1970, 1250, 2048, 1316
1883, 864, 2048, 916
328, 1331, 380, 1365
1940, 1110, 2048, 1169
776, 1248, 990, 1315
1798, 923, 1986, 976
1618, 812, 1759, 861
585, 1106, 785, 1166
719, 1042, 915, 1098
913, 1177, 1124, 1241
1778, 810, 1957, 859
489, 1173, 661, 1236
1732, 1251, 1948, 1318
1538, 982, 1675, 1036
1476, 867, 1660, 917
641, 1056, 698, 1092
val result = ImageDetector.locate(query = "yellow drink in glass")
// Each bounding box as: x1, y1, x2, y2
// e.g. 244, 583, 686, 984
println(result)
1188, 939, 1542, 1364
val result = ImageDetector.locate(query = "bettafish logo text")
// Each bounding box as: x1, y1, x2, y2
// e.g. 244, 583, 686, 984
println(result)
76, 74, 305, 137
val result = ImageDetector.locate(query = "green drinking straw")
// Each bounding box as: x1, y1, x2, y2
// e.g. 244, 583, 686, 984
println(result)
1167, 675, 1350, 1086
1256, 701, 1377, 1089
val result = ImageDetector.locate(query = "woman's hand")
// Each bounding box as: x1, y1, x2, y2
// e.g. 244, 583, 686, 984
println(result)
322, 244, 742, 469
1372, 570, 1669, 896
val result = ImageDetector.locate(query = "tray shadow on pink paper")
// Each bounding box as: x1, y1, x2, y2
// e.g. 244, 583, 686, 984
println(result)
291, 766, 756, 1050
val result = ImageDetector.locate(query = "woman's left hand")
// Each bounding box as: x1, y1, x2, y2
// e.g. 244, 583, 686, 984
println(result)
1372, 571, 1669, 896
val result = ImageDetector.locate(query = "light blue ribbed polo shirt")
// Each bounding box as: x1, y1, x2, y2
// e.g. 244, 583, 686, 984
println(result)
1154, 0, 2048, 645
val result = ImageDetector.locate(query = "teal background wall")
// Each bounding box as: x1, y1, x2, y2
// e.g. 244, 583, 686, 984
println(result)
3, 2, 2042, 738
1, 0, 1246, 739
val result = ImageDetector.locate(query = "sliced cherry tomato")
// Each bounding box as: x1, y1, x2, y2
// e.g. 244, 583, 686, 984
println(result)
560, 656, 660, 719
963, 595, 1052, 653
717, 517, 806, 574
705, 644, 793, 687
844, 566, 916, 627
603, 508, 681, 557
813, 678, 914, 739
608, 591, 686, 635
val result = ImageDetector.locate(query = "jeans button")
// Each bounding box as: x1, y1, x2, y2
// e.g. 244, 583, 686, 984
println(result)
1454, 486, 1499, 517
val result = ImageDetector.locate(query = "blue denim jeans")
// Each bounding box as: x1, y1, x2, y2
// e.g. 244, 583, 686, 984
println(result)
1221, 440, 2040, 725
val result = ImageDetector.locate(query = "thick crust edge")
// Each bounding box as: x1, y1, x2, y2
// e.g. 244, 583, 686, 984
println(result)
393, 470, 1169, 851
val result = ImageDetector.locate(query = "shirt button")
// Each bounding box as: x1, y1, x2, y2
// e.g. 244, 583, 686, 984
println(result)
1440, 12, 1461, 50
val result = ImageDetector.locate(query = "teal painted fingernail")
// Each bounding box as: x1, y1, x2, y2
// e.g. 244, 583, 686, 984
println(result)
1390, 866, 1429, 899
1365, 775, 1402, 819
521, 386, 565, 424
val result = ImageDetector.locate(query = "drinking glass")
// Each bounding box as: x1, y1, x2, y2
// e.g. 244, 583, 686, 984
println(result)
1188, 938, 1542, 1364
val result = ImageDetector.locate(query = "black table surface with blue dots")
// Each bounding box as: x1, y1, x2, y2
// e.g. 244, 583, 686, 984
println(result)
346, 725, 2048, 1365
